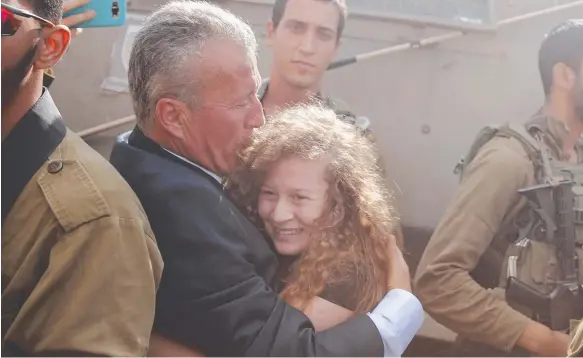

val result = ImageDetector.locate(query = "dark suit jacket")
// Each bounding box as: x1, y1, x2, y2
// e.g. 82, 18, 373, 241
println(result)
109, 127, 383, 356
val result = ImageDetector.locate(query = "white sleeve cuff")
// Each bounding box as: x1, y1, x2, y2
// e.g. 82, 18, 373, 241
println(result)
367, 289, 424, 357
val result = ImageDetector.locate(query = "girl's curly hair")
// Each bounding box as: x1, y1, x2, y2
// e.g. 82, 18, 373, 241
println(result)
227, 102, 400, 313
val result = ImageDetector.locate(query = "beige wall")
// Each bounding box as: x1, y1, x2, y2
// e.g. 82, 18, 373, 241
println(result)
50, 0, 583, 230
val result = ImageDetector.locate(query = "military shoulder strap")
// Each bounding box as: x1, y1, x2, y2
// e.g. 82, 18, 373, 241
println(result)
453, 123, 543, 181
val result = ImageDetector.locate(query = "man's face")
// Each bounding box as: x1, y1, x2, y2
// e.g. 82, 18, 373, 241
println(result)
181, 40, 265, 175
267, 0, 341, 90
1, 0, 45, 107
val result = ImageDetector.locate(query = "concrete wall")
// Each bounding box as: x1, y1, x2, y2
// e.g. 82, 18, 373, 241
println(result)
50, 0, 583, 231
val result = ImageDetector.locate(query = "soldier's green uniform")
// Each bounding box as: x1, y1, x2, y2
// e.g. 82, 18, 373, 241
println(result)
2, 89, 164, 356
414, 110, 583, 354
258, 80, 372, 135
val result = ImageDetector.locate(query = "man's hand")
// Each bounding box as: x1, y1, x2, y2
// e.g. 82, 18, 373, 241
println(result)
517, 321, 570, 356
62, 0, 96, 37
387, 234, 412, 292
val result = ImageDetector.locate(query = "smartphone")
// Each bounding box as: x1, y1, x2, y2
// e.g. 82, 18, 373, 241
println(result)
63, 0, 126, 28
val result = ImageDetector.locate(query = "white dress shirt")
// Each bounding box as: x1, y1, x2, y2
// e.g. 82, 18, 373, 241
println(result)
163, 149, 223, 183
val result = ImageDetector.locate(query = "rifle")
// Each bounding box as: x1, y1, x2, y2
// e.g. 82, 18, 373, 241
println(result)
505, 177, 583, 332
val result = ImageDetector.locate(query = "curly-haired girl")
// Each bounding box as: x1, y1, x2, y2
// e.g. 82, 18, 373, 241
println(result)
227, 102, 401, 329
147, 102, 407, 356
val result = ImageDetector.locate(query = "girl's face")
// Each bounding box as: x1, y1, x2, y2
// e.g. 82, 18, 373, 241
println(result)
258, 156, 330, 256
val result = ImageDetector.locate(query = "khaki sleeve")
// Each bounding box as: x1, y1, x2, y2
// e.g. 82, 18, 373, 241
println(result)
413, 137, 533, 351
6, 216, 162, 356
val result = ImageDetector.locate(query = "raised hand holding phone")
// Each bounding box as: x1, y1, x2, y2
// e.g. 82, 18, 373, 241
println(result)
62, 0, 95, 36
63, 0, 126, 29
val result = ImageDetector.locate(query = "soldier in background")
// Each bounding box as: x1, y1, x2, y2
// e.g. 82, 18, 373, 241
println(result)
260, 0, 370, 134
414, 19, 583, 357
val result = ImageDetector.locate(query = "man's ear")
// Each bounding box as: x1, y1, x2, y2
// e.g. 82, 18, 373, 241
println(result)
155, 98, 189, 140
34, 25, 71, 70
553, 62, 576, 92
266, 20, 275, 47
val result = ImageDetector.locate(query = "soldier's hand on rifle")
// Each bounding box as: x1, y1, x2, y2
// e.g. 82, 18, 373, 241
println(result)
62, 0, 96, 37
387, 234, 412, 293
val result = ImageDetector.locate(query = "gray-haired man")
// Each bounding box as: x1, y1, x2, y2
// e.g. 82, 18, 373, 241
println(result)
110, 1, 424, 356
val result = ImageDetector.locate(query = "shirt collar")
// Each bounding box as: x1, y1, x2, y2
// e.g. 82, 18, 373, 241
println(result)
1, 88, 67, 222
2, 88, 66, 158
162, 148, 223, 184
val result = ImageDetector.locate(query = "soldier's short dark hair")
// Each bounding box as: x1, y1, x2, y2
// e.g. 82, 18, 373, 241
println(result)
271, 0, 347, 42
539, 19, 583, 97
25, 0, 63, 24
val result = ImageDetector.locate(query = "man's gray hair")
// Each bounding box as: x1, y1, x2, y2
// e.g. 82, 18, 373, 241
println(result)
128, 0, 258, 130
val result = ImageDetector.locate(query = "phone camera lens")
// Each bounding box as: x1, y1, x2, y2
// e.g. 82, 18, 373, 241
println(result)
112, 1, 120, 18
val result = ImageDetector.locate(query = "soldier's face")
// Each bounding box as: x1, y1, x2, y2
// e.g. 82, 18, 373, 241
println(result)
267, 0, 340, 90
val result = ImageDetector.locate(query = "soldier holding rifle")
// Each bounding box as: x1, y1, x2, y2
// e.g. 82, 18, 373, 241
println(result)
415, 19, 583, 357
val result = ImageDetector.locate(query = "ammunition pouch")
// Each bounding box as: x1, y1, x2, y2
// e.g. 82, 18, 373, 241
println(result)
502, 237, 583, 330
503, 239, 559, 295
500, 180, 583, 332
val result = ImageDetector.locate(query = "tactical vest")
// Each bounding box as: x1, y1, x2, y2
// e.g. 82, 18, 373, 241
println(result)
454, 116, 583, 301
